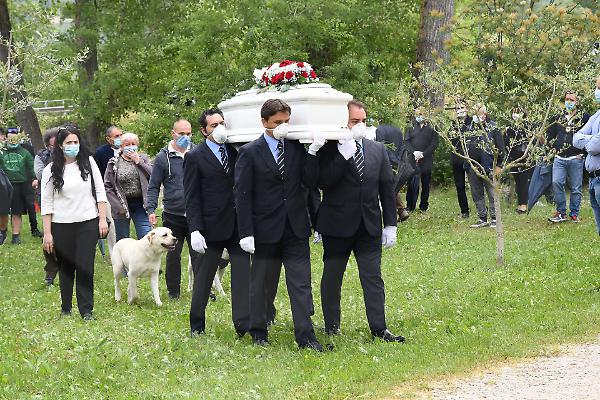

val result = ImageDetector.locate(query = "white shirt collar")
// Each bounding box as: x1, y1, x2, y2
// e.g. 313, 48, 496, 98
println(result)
168, 141, 188, 158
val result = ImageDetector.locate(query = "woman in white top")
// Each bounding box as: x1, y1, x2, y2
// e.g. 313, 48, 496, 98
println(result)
41, 125, 108, 320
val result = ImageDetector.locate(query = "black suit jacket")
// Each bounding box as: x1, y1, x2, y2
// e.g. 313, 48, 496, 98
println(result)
316, 139, 396, 238
94, 143, 114, 178
183, 141, 238, 242
234, 135, 319, 244
404, 121, 439, 174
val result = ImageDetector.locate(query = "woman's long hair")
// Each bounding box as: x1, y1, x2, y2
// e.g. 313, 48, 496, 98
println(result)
50, 124, 93, 193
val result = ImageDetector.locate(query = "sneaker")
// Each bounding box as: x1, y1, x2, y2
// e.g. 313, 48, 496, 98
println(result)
44, 276, 54, 286
31, 228, 43, 238
11, 235, 21, 245
570, 215, 580, 223
460, 212, 470, 219
0, 231, 6, 245
490, 219, 497, 228
548, 212, 567, 223
470, 219, 489, 228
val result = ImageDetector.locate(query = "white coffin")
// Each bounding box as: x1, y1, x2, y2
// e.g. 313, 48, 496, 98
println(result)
218, 83, 354, 143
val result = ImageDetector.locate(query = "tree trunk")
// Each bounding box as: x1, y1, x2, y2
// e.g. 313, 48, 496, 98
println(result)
492, 177, 505, 267
0, 0, 43, 152
414, 0, 455, 107
75, 0, 101, 150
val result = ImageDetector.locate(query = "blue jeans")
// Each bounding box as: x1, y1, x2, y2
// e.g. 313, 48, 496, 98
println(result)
552, 158, 584, 217
114, 198, 152, 241
589, 177, 600, 235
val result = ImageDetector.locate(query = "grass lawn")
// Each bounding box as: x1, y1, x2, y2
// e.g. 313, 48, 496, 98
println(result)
0, 188, 599, 399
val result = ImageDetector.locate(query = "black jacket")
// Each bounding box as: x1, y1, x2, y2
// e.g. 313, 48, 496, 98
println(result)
234, 136, 319, 244
464, 118, 506, 169
450, 117, 472, 165
94, 143, 115, 178
404, 121, 439, 174
316, 139, 396, 238
184, 141, 238, 241
546, 111, 590, 158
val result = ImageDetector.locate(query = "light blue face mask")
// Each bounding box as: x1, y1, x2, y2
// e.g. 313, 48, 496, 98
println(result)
7, 143, 19, 149
176, 134, 191, 149
112, 138, 122, 149
595, 88, 600, 103
415, 116, 424, 124
63, 144, 80, 158
565, 101, 576, 111
124, 145, 138, 154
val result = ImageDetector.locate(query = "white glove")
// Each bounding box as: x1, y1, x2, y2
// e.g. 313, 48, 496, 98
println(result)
239, 236, 255, 254
308, 131, 326, 155
381, 226, 397, 249
191, 231, 207, 254
413, 151, 424, 160
337, 138, 357, 160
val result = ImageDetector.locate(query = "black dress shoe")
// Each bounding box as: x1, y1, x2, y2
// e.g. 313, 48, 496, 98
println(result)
190, 330, 205, 337
299, 340, 324, 352
209, 292, 217, 302
236, 330, 247, 338
373, 329, 405, 343
324, 327, 340, 336
60, 309, 71, 317
31, 229, 43, 238
82, 312, 94, 321
252, 338, 269, 347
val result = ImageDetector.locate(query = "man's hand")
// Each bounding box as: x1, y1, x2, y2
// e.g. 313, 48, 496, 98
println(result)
381, 226, 397, 249
31, 179, 38, 190
308, 131, 327, 155
239, 236, 255, 254
148, 213, 157, 226
191, 231, 207, 254
337, 138, 357, 160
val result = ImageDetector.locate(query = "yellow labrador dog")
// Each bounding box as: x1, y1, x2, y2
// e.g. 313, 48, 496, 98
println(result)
112, 227, 177, 306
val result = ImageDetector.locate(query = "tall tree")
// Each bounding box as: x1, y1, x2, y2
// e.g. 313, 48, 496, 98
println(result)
74, 0, 101, 149
0, 0, 43, 151
414, 0, 454, 107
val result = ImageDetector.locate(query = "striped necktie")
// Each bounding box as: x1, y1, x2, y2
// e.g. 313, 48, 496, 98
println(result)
219, 145, 229, 174
354, 141, 364, 180
276, 140, 284, 176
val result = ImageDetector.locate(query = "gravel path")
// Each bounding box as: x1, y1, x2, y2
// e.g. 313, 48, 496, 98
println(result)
412, 335, 600, 400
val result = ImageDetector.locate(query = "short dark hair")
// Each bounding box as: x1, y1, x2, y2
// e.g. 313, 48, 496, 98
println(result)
261, 99, 291, 120
43, 127, 60, 146
198, 108, 224, 130
105, 125, 120, 138
348, 100, 367, 114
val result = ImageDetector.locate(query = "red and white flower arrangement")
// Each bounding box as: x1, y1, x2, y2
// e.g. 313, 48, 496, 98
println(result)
253, 60, 319, 89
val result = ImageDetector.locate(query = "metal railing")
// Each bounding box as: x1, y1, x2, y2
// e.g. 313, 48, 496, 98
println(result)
33, 99, 75, 114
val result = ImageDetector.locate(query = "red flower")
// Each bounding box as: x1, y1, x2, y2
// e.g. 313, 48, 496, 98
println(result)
297, 62, 305, 68
301, 71, 309, 78
279, 60, 293, 67
285, 71, 294, 80
310, 70, 317, 79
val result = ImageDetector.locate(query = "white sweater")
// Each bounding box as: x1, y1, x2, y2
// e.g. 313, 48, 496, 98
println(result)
41, 156, 107, 223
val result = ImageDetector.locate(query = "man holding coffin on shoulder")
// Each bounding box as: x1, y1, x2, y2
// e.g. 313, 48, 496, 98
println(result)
316, 100, 405, 343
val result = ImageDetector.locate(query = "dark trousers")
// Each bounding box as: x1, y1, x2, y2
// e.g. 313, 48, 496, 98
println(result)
52, 218, 98, 316
162, 212, 199, 297
189, 232, 251, 334
321, 221, 387, 334
512, 167, 533, 206
406, 172, 432, 211
43, 250, 59, 280
250, 221, 316, 345
452, 162, 470, 214
25, 183, 38, 231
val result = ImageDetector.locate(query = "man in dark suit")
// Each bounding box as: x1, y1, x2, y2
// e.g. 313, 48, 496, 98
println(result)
184, 108, 250, 337
235, 99, 326, 351
317, 100, 405, 342
405, 107, 439, 212
94, 126, 123, 178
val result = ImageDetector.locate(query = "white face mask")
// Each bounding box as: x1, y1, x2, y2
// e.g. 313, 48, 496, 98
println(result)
456, 109, 467, 118
472, 115, 480, 124
512, 113, 522, 121
351, 122, 367, 139
272, 123, 289, 140
211, 124, 227, 144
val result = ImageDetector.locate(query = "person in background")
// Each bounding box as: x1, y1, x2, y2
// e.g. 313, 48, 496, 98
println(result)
94, 126, 123, 178
466, 105, 506, 228
404, 107, 439, 213
35, 127, 60, 285
41, 125, 108, 319
546, 92, 590, 223
504, 108, 533, 214
450, 105, 472, 219
104, 132, 152, 242
573, 75, 600, 236
146, 119, 196, 300
0, 129, 38, 244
